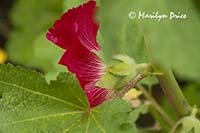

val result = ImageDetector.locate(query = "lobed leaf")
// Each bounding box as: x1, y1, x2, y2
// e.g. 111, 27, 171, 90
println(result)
0, 64, 143, 132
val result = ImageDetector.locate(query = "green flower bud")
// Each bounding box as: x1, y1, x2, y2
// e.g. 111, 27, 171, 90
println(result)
96, 54, 138, 91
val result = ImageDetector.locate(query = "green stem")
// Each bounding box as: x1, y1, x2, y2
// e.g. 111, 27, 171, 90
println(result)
139, 86, 175, 127
154, 64, 191, 116
149, 105, 170, 131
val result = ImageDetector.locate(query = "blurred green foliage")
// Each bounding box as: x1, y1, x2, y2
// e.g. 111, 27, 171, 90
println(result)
7, 0, 200, 81
33, 32, 65, 81
98, 0, 200, 81
97, 0, 148, 64
184, 83, 200, 107
63, 0, 86, 10
6, 0, 63, 69
6, 0, 91, 80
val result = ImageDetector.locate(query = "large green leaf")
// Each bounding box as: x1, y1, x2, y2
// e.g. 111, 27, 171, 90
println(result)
0, 64, 144, 132
98, 0, 200, 80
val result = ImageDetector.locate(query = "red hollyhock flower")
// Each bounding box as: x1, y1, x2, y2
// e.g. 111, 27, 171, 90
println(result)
46, 0, 112, 108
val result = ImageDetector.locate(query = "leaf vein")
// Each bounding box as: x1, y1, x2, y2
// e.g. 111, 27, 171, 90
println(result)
85, 116, 90, 133
0, 111, 83, 127
91, 113, 106, 133
0, 80, 84, 110
63, 116, 83, 132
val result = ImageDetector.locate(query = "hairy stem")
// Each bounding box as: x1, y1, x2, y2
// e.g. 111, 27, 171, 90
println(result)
113, 72, 148, 98
155, 64, 191, 116
139, 86, 175, 127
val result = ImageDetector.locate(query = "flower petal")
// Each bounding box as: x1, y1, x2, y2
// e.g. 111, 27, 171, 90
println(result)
46, 0, 100, 51
85, 83, 112, 108
59, 44, 105, 88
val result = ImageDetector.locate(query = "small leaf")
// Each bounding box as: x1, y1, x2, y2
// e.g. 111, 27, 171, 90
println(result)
108, 54, 137, 76
96, 72, 119, 89
108, 62, 134, 76
171, 116, 200, 133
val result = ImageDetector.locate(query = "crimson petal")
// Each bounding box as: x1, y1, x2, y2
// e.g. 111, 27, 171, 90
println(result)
85, 83, 112, 108
46, 0, 100, 51
59, 44, 105, 88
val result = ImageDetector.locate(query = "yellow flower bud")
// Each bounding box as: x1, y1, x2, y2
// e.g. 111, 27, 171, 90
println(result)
123, 88, 142, 100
